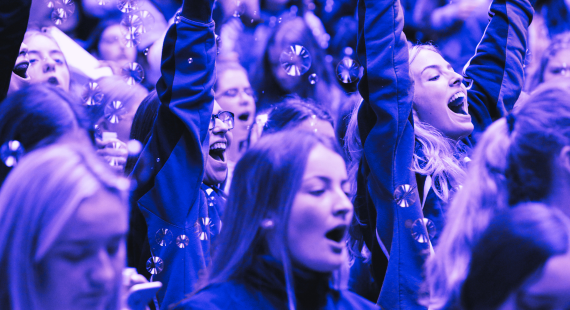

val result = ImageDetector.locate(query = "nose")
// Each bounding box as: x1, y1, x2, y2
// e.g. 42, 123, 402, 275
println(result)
449, 71, 463, 87
212, 118, 230, 134
332, 189, 353, 220
238, 91, 254, 107
43, 58, 56, 73
88, 249, 116, 288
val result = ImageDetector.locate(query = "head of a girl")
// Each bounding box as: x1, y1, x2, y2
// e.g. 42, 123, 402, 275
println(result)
89, 19, 137, 67
263, 98, 335, 138
23, 30, 70, 91
0, 144, 129, 309
214, 60, 256, 161
409, 44, 473, 141
529, 33, 570, 91
461, 203, 570, 310
215, 61, 256, 128
507, 78, 570, 216
0, 84, 91, 185
266, 18, 309, 92
96, 75, 148, 143
257, 17, 335, 108
208, 131, 351, 304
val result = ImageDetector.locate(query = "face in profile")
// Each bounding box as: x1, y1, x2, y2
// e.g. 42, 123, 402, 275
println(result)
543, 48, 570, 83
410, 49, 474, 141
498, 251, 570, 310
204, 101, 234, 186
8, 42, 31, 94
25, 34, 70, 91
98, 24, 137, 67
287, 144, 352, 273
37, 189, 127, 310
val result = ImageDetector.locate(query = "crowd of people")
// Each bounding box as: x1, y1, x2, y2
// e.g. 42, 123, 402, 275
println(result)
1, 0, 570, 309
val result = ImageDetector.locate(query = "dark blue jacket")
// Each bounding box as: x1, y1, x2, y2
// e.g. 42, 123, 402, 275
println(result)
354, 0, 533, 308
129, 8, 219, 309
173, 255, 379, 310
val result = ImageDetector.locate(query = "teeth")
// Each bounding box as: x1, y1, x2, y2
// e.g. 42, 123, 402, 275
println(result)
210, 142, 226, 150
449, 92, 465, 104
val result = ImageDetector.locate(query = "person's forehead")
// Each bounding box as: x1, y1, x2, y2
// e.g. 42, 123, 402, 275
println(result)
62, 192, 127, 240
219, 69, 250, 87
411, 49, 448, 74
549, 48, 570, 64
303, 144, 347, 180
101, 24, 123, 38
26, 35, 60, 52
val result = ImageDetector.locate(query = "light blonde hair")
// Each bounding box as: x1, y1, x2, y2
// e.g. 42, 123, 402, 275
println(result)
423, 118, 511, 309
412, 119, 467, 201
0, 144, 129, 309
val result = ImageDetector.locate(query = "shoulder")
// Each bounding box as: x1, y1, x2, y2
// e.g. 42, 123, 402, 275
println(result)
173, 281, 269, 310
335, 290, 380, 309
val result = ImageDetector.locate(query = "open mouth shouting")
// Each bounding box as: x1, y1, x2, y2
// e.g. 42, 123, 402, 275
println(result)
325, 224, 348, 253
237, 112, 250, 122
47, 76, 60, 86
13, 61, 29, 79
209, 141, 227, 163
448, 91, 468, 115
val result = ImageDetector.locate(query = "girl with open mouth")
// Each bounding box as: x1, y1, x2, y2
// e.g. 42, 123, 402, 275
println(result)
174, 131, 377, 310
345, 0, 532, 308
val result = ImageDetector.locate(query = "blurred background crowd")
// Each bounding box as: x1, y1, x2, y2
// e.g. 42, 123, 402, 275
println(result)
6, 0, 569, 154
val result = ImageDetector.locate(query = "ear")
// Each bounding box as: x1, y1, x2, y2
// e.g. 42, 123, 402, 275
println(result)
558, 146, 570, 175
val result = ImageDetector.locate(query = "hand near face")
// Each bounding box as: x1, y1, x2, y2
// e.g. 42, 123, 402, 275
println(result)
121, 268, 152, 310
8, 43, 31, 95
96, 137, 128, 171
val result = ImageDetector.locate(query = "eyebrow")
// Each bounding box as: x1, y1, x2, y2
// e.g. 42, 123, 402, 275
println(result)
28, 50, 63, 56
421, 63, 453, 75
303, 176, 349, 185
421, 65, 440, 75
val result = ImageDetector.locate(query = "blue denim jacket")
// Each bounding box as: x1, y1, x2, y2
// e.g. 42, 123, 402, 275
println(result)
130, 13, 218, 309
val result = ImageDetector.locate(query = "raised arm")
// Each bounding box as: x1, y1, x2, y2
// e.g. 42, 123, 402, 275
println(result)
464, 0, 534, 137
356, 0, 428, 308
130, 0, 216, 306
0, 0, 32, 101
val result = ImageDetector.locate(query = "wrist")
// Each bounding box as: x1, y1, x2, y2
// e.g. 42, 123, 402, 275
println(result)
181, 0, 215, 23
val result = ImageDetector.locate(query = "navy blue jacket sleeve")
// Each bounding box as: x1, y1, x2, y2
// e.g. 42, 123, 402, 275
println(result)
356, 0, 428, 308
0, 0, 31, 102
464, 0, 533, 137
130, 4, 216, 308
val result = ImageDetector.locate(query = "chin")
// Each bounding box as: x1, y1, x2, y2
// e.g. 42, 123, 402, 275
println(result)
458, 125, 474, 140
302, 252, 345, 273
309, 260, 343, 273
